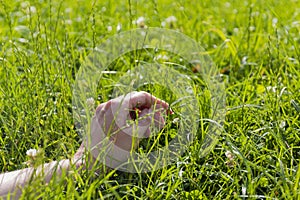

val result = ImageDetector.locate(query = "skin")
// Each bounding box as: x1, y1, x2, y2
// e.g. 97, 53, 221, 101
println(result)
0, 91, 169, 199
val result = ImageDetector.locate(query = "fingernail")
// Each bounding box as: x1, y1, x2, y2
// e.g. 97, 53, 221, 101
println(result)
167, 108, 174, 115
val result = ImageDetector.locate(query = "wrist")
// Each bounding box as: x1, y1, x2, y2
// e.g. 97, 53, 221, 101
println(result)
72, 144, 97, 171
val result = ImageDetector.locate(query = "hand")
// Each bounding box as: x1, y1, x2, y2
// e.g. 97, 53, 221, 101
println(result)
85, 91, 170, 169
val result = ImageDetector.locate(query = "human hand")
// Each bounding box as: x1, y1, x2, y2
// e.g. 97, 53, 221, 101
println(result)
85, 91, 170, 169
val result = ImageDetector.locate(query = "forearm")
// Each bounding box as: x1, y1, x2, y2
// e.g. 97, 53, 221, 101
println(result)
0, 159, 73, 198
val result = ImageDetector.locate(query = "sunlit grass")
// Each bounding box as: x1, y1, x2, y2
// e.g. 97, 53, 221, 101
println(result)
0, 0, 299, 199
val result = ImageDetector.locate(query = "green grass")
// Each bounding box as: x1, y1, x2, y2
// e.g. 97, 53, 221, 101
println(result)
1, 0, 300, 199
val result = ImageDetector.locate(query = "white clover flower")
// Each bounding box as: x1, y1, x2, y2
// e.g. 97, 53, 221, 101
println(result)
65, 8, 72, 13
21, 1, 30, 8
279, 120, 286, 129
172, 117, 180, 124
178, 168, 184, 178
233, 28, 239, 33
107, 26, 112, 32
225, 150, 235, 167
117, 23, 122, 32
165, 16, 177, 24
26, 149, 38, 157
242, 186, 246, 196
272, 18, 278, 26
28, 6, 36, 14
266, 86, 277, 93
225, 150, 234, 160
65, 19, 72, 25
86, 97, 95, 107
154, 54, 169, 61
18, 38, 28, 43
162, 16, 177, 28
75, 17, 82, 22
225, 2, 231, 7
249, 26, 256, 32
136, 16, 146, 28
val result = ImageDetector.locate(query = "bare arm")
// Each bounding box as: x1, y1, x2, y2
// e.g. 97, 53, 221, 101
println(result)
0, 159, 72, 198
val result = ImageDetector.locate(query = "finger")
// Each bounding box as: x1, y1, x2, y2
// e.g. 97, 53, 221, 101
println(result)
128, 91, 169, 110
154, 111, 165, 129
137, 108, 152, 126
88, 115, 107, 153
152, 103, 167, 129
132, 108, 152, 138
95, 101, 119, 136
95, 102, 107, 121
144, 127, 151, 138
133, 99, 167, 133
136, 107, 164, 137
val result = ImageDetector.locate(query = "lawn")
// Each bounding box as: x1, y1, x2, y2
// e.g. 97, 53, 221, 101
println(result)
0, 0, 300, 199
